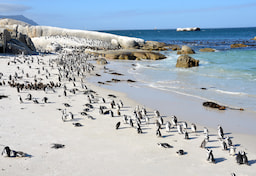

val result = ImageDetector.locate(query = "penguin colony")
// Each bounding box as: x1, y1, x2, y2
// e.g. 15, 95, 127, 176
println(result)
0, 51, 252, 175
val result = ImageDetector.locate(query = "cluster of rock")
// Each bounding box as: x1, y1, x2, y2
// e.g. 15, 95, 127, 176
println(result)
0, 18, 171, 61
0, 27, 36, 54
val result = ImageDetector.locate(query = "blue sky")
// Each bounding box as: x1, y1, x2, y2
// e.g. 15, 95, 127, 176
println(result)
0, 0, 256, 30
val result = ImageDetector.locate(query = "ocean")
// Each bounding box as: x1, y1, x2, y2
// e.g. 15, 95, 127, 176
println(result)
96, 28, 256, 112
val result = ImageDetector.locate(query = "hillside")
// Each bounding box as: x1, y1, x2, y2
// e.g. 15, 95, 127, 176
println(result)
0, 15, 38, 26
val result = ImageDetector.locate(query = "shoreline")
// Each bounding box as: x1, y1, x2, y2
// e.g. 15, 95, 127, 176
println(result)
88, 60, 256, 135
0, 53, 255, 176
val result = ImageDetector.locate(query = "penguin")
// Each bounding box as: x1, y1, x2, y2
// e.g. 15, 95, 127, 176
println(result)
229, 145, 236, 156
137, 126, 143, 134
63, 103, 71, 107
18, 95, 23, 103
42, 97, 48, 103
205, 134, 210, 142
184, 131, 189, 139
64, 90, 67, 97
73, 123, 83, 127
158, 116, 164, 125
68, 112, 74, 120
221, 140, 228, 150
33, 99, 39, 104
206, 149, 215, 164
155, 120, 161, 130
182, 121, 188, 129
218, 125, 224, 139
236, 151, 243, 164
1, 146, 11, 157
165, 121, 171, 132
156, 129, 162, 137
145, 115, 149, 125
177, 124, 183, 134
101, 97, 106, 103
157, 143, 172, 148
171, 116, 177, 126
176, 149, 184, 155
142, 107, 147, 116
203, 127, 209, 135
123, 115, 128, 124
129, 118, 134, 128
119, 100, 123, 108
116, 122, 121, 130
109, 110, 114, 117
154, 110, 160, 117
117, 109, 121, 116
226, 136, 232, 147
242, 151, 249, 165
191, 123, 197, 133
200, 139, 207, 148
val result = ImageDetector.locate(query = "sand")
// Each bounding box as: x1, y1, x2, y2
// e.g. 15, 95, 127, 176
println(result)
0, 53, 255, 176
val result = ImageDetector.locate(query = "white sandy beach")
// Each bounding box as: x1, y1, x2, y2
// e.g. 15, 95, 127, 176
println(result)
0, 53, 255, 176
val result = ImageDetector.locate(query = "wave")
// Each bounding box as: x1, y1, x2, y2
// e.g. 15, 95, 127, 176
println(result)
213, 89, 248, 96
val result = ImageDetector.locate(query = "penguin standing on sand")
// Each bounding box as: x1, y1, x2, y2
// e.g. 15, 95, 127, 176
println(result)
236, 151, 243, 164
242, 151, 249, 165
116, 122, 121, 130
218, 125, 224, 139
184, 130, 189, 139
177, 124, 183, 134
166, 121, 171, 132
158, 116, 164, 126
182, 122, 188, 129
156, 129, 162, 137
191, 123, 197, 133
203, 127, 209, 135
200, 139, 207, 148
154, 110, 160, 117
226, 136, 232, 147
206, 149, 215, 164
171, 116, 177, 126
229, 145, 236, 156
155, 120, 161, 130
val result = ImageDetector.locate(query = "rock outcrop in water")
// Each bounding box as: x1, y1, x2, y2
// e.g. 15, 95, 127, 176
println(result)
202, 101, 226, 110
90, 49, 166, 61
176, 55, 199, 68
199, 48, 215, 52
177, 45, 195, 55
230, 43, 248, 48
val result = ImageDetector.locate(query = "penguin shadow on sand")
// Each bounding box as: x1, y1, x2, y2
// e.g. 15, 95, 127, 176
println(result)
214, 157, 227, 164
205, 146, 220, 149
248, 159, 256, 165
162, 134, 174, 138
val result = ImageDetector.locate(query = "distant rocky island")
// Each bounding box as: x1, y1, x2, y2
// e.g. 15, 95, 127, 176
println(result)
176, 27, 200, 31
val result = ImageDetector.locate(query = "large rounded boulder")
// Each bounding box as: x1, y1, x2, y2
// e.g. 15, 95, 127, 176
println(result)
177, 45, 195, 55
176, 55, 199, 68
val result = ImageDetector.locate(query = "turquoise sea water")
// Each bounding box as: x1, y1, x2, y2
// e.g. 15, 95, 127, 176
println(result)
99, 28, 256, 112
